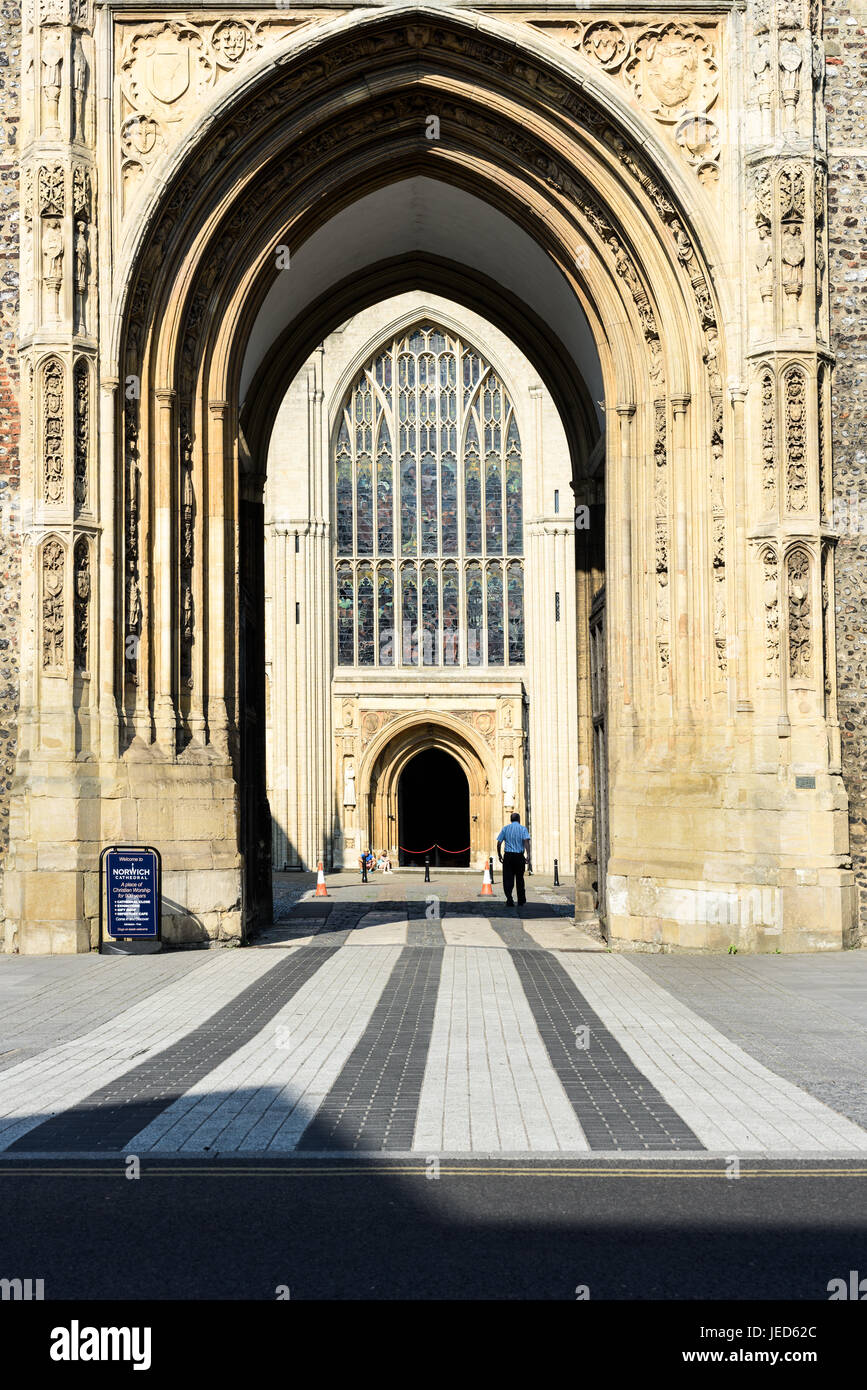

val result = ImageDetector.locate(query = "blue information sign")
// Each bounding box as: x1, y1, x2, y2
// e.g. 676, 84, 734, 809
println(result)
104, 847, 160, 940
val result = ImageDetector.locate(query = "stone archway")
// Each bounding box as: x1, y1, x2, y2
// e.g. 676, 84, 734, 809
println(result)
7, 5, 854, 954
363, 716, 496, 872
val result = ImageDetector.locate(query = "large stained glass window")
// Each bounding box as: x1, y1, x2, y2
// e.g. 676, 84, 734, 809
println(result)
334, 324, 524, 666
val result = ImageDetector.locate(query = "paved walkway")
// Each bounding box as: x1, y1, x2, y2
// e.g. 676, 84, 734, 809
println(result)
0, 871, 865, 1158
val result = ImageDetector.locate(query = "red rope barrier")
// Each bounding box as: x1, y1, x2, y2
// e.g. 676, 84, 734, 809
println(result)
397, 843, 471, 855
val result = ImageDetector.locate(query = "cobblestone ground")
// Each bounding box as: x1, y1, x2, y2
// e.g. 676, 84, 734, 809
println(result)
0, 870, 865, 1158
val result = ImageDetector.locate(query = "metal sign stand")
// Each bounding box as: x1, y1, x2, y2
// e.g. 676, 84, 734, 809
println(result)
99, 845, 163, 955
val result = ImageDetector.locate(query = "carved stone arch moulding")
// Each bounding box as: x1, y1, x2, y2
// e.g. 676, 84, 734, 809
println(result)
161, 86, 729, 454
117, 12, 728, 731
41, 535, 66, 673
156, 103, 705, 684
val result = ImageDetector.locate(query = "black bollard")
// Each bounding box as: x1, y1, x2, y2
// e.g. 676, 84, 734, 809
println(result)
361, 856, 368, 883
489, 853, 495, 883
424, 855, 431, 883
554, 858, 559, 887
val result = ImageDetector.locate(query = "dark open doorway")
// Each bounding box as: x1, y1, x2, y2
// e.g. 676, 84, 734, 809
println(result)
398, 749, 471, 867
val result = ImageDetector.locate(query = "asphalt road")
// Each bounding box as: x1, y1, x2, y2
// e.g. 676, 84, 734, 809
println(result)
1, 1157, 865, 1301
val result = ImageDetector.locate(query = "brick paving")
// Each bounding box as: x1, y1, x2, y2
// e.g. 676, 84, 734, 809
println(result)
0, 870, 865, 1157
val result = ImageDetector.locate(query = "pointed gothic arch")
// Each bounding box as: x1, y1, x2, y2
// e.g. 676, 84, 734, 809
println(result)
8, 4, 854, 953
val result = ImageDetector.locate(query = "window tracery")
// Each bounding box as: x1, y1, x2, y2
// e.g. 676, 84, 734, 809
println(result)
334, 324, 524, 667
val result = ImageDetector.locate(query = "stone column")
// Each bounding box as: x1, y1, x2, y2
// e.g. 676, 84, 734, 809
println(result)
6, 0, 100, 952
671, 395, 692, 723
615, 403, 637, 746
207, 401, 230, 754
153, 388, 176, 752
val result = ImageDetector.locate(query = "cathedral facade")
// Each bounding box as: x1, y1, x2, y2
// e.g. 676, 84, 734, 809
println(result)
1, 1, 866, 954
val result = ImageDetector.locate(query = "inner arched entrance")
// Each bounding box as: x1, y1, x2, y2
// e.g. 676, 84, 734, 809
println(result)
398, 749, 471, 868
365, 717, 493, 872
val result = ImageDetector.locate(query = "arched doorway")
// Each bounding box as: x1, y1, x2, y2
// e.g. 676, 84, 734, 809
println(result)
7, 8, 853, 956
398, 749, 471, 868
364, 715, 493, 871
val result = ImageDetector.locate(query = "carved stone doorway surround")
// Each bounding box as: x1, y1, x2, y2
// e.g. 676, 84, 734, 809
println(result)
362, 715, 495, 873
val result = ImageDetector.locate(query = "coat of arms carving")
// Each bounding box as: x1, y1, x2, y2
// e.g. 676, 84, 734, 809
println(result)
120, 23, 215, 126
624, 23, 719, 123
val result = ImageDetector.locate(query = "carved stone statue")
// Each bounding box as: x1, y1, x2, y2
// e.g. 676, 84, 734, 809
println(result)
127, 559, 141, 630
755, 222, 774, 305
41, 29, 64, 132
41, 219, 63, 320
644, 31, 699, 112
74, 220, 88, 331
779, 37, 804, 122
72, 35, 88, 142
343, 761, 356, 807
42, 218, 63, 279
781, 223, 805, 327
502, 760, 516, 808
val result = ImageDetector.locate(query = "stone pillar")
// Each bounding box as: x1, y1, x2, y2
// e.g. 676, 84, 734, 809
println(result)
5, 0, 99, 952
207, 401, 230, 755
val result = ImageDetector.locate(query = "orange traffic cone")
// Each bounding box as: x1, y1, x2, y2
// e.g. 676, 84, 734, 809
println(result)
315, 861, 329, 898
480, 857, 493, 897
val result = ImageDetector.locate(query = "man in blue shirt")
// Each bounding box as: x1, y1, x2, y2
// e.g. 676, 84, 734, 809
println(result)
496, 812, 531, 908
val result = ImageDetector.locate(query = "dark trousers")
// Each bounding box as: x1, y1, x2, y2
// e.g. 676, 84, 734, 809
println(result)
501, 852, 526, 905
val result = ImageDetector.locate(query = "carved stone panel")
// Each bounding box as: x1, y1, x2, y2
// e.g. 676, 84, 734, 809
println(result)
762, 547, 780, 680
360, 709, 400, 748
116, 15, 322, 213
784, 367, 808, 512
73, 358, 88, 511
787, 549, 812, 680
73, 537, 90, 673
526, 15, 721, 185
38, 165, 64, 218
761, 370, 776, 511
42, 538, 65, 671
624, 22, 719, 124
42, 357, 65, 505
